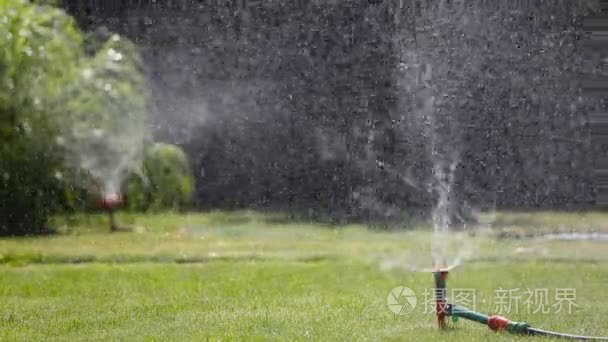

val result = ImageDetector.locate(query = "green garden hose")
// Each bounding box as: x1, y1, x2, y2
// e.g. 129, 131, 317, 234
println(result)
447, 304, 608, 340
433, 269, 608, 340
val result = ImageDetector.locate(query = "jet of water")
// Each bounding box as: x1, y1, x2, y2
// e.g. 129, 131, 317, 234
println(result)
57, 35, 148, 198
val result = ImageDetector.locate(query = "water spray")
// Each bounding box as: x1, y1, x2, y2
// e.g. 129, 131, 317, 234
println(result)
431, 266, 608, 340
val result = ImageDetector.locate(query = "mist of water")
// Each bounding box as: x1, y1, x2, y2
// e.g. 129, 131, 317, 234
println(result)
399, 58, 468, 269
59, 112, 146, 197
57, 40, 148, 198
394, 4, 497, 270
430, 158, 459, 267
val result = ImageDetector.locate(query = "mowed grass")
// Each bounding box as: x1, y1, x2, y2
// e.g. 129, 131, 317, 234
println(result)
0, 211, 607, 341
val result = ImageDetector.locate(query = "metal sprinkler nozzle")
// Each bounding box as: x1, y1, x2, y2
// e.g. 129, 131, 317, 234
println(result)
433, 267, 450, 329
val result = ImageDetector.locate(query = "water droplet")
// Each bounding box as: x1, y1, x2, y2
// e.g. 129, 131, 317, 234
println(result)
107, 48, 123, 62
21, 121, 31, 135
92, 128, 104, 138
82, 68, 93, 79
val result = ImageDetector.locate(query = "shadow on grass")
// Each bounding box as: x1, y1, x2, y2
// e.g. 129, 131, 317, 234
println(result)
0, 252, 340, 267
47, 209, 432, 235
0, 224, 57, 238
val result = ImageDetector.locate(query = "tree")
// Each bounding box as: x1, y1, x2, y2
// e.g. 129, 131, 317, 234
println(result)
0, 0, 147, 234
0, 0, 82, 234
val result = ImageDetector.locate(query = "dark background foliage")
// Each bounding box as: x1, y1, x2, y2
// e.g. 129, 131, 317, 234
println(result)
62, 0, 602, 222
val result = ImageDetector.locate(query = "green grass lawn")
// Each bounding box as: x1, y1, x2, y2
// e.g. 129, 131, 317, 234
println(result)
1, 211, 607, 341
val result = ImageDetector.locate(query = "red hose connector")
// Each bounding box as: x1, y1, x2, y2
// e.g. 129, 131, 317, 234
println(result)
488, 315, 510, 331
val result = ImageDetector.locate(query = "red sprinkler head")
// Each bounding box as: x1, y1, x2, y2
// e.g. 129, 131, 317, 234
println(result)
98, 193, 125, 210
433, 266, 450, 329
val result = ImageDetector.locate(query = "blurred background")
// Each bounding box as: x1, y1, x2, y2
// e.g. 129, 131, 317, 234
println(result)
1, 1, 608, 340
59, 0, 602, 220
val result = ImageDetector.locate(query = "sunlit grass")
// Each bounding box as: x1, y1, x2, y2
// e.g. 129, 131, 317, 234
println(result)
1, 261, 606, 341
1, 211, 605, 266
0, 211, 607, 340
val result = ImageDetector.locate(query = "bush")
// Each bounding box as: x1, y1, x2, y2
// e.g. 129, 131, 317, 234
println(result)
0, 137, 61, 234
126, 143, 195, 211
0, 1, 82, 235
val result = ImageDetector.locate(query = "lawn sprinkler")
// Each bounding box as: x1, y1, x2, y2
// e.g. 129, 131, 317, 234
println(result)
97, 192, 125, 232
432, 266, 608, 340
433, 266, 449, 330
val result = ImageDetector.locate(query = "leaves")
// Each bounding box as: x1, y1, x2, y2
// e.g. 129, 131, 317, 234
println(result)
0, 1, 148, 234
126, 143, 195, 211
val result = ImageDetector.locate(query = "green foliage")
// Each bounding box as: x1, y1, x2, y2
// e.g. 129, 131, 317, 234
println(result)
126, 143, 195, 211
0, 0, 82, 235
0, 1, 147, 234
0, 137, 59, 234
